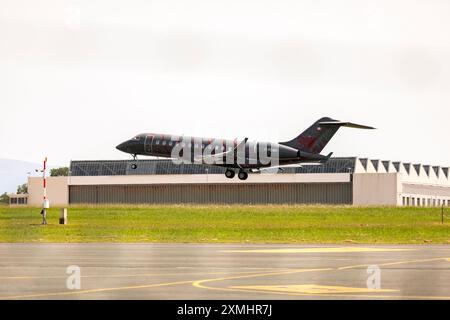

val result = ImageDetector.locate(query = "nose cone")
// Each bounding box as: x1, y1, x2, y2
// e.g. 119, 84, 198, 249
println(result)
116, 141, 129, 153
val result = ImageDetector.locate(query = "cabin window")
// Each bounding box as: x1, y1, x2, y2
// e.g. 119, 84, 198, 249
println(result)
155, 140, 160, 145
168, 141, 173, 146
162, 140, 166, 145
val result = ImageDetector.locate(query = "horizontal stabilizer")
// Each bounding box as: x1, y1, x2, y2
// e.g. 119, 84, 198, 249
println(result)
318, 121, 376, 130
320, 152, 333, 163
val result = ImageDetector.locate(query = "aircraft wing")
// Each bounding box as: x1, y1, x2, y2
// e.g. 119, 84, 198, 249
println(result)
253, 163, 318, 173
194, 138, 248, 162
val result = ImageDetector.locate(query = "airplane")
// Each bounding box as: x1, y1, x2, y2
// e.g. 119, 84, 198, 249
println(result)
116, 117, 375, 180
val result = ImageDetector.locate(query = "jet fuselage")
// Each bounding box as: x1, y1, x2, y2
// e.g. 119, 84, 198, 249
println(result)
116, 134, 329, 170
116, 117, 374, 180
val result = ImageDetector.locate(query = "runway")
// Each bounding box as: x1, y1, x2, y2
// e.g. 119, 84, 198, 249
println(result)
0, 243, 449, 300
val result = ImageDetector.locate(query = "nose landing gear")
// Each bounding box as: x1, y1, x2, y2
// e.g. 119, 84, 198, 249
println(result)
131, 154, 138, 170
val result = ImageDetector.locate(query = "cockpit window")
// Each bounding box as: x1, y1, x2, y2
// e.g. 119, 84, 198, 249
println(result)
132, 135, 141, 141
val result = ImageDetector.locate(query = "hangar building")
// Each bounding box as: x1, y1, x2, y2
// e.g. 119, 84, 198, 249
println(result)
25, 157, 450, 207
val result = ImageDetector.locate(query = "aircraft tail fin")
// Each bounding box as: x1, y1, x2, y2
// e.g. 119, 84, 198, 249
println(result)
279, 117, 375, 154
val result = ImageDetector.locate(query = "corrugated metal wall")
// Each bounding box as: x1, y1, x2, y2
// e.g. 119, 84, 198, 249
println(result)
69, 183, 352, 205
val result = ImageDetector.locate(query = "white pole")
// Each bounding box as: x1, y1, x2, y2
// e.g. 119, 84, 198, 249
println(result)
42, 157, 48, 225
43, 157, 47, 203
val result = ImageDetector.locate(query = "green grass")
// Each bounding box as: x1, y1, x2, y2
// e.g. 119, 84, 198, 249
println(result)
0, 205, 449, 244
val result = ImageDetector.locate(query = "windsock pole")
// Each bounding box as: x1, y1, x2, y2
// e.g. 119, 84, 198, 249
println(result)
43, 157, 47, 202
41, 157, 48, 225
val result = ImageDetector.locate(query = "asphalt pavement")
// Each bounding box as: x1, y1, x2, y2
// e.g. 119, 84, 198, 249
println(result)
0, 243, 449, 300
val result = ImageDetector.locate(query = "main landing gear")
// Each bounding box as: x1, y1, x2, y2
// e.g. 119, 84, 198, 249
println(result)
225, 169, 235, 179
238, 171, 248, 180
225, 169, 248, 180
131, 154, 138, 170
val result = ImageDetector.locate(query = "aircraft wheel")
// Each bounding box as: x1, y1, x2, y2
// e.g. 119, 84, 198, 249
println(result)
225, 169, 235, 179
238, 171, 248, 180
131, 164, 138, 170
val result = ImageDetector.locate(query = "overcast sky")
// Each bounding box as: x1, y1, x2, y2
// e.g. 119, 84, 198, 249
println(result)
1, 0, 449, 167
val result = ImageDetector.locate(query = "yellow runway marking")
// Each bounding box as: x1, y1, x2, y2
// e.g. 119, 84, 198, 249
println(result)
223, 247, 415, 254
192, 268, 332, 291
193, 256, 450, 300
338, 257, 450, 270
230, 284, 398, 294
0, 269, 297, 300
195, 278, 450, 300
0, 270, 279, 281
0, 280, 195, 300
222, 286, 450, 300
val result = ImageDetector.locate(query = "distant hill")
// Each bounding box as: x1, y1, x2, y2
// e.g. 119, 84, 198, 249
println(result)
0, 159, 59, 194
